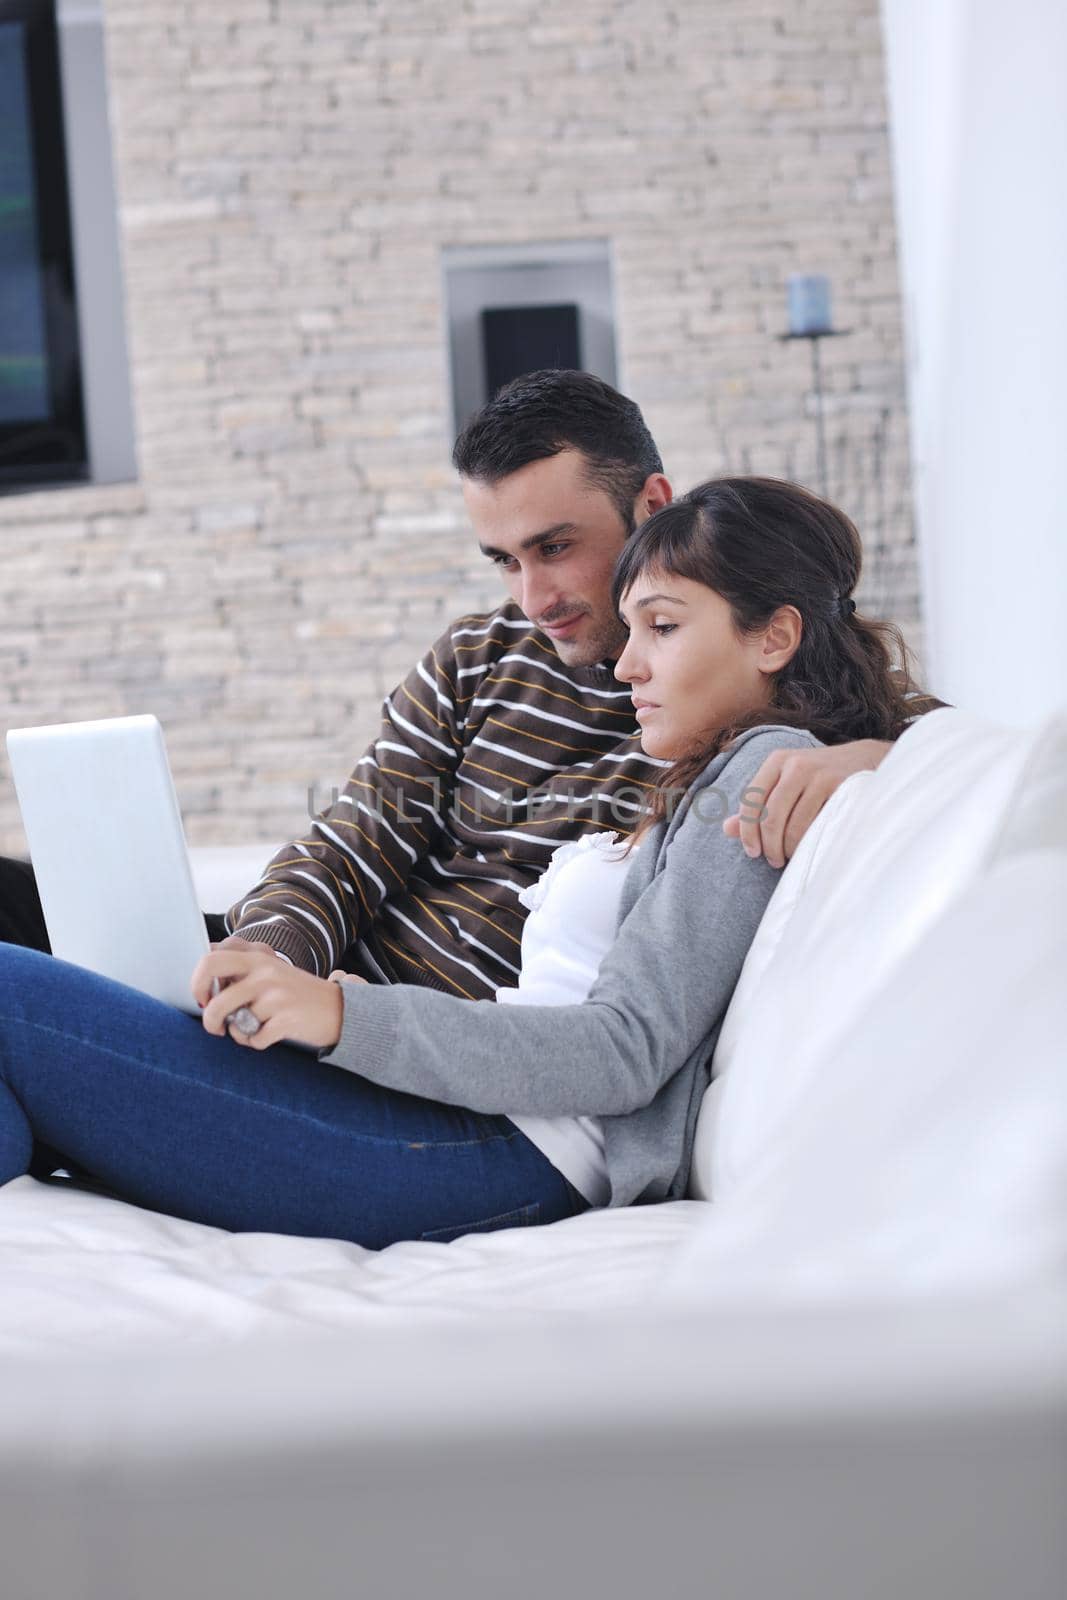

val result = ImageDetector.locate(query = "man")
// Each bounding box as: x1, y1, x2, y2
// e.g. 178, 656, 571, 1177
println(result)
0, 370, 897, 1000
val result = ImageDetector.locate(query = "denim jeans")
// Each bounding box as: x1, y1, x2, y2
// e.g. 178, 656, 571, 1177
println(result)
0, 943, 590, 1249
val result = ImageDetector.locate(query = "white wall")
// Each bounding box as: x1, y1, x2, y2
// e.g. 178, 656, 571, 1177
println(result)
881, 0, 1067, 726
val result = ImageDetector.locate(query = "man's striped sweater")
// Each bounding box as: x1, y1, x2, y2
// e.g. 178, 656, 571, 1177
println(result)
224, 603, 669, 999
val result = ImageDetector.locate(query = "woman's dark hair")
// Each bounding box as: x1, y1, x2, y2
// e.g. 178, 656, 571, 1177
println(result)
452, 369, 663, 532
610, 476, 930, 834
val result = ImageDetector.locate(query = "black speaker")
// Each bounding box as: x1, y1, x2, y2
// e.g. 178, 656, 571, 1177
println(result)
481, 303, 582, 398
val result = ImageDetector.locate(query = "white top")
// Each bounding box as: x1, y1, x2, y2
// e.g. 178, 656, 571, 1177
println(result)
496, 830, 638, 1206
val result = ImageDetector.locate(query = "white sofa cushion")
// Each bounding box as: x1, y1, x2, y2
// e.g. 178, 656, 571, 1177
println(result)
689, 706, 1067, 1201
188, 844, 281, 915
670, 848, 1067, 1301
987, 710, 1067, 862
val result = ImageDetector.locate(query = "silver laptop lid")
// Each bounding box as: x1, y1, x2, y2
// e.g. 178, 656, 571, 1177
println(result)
6, 714, 209, 1015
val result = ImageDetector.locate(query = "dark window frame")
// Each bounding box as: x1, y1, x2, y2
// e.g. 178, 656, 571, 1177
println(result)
0, 0, 88, 490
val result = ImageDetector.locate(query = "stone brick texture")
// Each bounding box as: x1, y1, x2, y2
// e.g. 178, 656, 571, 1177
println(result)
0, 0, 922, 855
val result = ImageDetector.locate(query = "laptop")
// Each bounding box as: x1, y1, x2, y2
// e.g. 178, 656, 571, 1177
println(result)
6, 714, 244, 1021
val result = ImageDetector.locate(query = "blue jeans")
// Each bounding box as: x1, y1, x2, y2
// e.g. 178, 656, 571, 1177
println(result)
0, 944, 590, 1249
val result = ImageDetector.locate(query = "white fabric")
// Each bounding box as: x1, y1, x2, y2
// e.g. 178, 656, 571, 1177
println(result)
669, 850, 1067, 1303
497, 829, 636, 1208
0, 1177, 702, 1356
2, 1288, 1063, 1600
685, 768, 876, 1200
689, 705, 1067, 1201
188, 844, 281, 913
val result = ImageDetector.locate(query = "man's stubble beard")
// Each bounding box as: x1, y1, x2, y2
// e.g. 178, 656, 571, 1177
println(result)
551, 610, 630, 671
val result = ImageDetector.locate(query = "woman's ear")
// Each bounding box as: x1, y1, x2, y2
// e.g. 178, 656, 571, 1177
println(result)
758, 605, 803, 674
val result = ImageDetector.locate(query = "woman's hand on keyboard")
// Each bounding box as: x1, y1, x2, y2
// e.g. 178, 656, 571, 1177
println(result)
191, 946, 347, 1052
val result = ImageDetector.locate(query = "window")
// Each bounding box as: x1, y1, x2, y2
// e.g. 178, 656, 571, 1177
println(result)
0, 0, 135, 493
0, 0, 86, 486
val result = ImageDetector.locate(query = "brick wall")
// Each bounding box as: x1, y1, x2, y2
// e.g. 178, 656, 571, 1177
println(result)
0, 0, 920, 855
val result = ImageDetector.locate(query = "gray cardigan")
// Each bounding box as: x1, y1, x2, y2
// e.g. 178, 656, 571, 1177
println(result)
318, 723, 823, 1207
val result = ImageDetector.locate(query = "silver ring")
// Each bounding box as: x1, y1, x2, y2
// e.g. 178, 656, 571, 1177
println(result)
227, 1005, 261, 1037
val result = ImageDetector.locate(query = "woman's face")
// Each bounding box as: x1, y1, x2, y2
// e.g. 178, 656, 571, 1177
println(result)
613, 570, 800, 760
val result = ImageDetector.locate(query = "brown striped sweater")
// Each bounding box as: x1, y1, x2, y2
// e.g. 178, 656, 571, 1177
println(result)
224, 603, 670, 998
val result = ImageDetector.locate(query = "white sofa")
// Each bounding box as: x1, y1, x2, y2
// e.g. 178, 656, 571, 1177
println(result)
1, 706, 1064, 1600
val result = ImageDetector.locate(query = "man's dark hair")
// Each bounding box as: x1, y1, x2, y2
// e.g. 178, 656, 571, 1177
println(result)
452, 369, 664, 533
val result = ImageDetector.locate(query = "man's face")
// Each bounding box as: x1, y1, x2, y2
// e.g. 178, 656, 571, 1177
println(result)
464, 449, 660, 668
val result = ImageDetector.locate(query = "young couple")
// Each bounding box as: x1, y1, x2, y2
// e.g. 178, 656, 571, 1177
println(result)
0, 371, 928, 1248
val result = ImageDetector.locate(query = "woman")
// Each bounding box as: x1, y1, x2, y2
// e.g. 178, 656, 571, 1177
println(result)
0, 478, 920, 1247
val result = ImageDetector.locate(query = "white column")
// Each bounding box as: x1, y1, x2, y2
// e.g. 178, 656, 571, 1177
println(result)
881, 0, 1067, 726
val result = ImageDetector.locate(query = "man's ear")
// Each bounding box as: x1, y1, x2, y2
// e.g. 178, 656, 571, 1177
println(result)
635, 473, 673, 524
